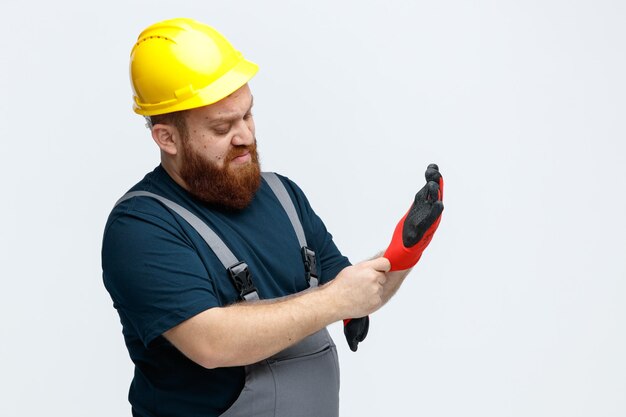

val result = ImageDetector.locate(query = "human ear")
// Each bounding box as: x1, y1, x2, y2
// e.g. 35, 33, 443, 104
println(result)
151, 124, 179, 156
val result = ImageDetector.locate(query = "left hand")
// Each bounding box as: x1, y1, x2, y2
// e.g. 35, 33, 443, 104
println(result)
383, 164, 444, 271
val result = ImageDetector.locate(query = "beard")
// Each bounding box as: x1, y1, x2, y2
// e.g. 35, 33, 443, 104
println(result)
179, 140, 261, 211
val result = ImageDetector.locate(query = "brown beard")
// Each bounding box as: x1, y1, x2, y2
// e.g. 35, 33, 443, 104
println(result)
179, 141, 261, 211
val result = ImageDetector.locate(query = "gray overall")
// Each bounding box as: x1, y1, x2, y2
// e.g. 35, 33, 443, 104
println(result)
116, 172, 340, 417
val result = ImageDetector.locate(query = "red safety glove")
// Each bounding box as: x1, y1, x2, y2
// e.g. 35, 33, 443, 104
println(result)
343, 164, 444, 352
384, 163, 444, 271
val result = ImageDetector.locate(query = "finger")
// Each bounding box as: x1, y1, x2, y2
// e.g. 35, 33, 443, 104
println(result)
438, 176, 444, 200
425, 163, 442, 183
348, 339, 358, 352
427, 181, 440, 202
425, 201, 444, 225
367, 257, 391, 273
413, 182, 429, 206
356, 316, 369, 342
409, 201, 443, 247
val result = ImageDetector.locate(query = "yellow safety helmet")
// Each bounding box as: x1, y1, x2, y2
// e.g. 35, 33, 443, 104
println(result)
130, 18, 258, 116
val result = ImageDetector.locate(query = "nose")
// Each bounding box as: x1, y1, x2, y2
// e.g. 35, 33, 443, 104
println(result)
231, 118, 255, 146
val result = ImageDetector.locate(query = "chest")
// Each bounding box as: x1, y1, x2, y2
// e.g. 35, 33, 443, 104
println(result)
184, 188, 312, 305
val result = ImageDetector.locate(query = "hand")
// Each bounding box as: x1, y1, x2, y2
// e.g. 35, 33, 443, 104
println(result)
383, 163, 444, 271
327, 258, 390, 320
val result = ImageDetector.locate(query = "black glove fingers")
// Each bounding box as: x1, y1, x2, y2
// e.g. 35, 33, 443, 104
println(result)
427, 181, 440, 202
402, 164, 444, 248
424, 200, 444, 226
403, 204, 429, 246
425, 163, 442, 183
407, 200, 443, 243
348, 339, 358, 352
356, 317, 369, 342
344, 316, 370, 352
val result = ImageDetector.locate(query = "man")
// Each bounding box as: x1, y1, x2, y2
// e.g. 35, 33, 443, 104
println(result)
102, 18, 444, 417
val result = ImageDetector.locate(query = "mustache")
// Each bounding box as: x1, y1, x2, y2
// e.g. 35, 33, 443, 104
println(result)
226, 140, 257, 161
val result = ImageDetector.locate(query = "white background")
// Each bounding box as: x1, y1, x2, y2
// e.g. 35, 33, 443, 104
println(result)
1, 1, 625, 416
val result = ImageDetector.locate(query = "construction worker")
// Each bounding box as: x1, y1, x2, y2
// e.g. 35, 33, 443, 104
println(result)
102, 18, 444, 417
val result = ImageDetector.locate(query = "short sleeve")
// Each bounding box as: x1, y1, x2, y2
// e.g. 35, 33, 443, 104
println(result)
279, 176, 352, 284
102, 209, 219, 347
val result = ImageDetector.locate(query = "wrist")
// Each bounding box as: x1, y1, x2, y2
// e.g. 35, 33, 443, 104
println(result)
313, 282, 348, 324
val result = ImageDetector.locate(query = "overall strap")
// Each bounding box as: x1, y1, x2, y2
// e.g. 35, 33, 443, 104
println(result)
261, 172, 319, 288
115, 191, 259, 301
261, 172, 307, 248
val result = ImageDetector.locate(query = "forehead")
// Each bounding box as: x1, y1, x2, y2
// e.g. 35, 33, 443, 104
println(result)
187, 84, 253, 123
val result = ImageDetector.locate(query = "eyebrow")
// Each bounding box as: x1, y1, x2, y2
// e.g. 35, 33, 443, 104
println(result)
209, 96, 254, 125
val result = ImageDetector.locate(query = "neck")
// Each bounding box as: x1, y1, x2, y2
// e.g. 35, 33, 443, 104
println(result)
160, 153, 190, 192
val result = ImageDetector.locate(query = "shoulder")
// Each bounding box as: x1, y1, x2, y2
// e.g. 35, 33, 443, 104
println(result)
103, 167, 191, 247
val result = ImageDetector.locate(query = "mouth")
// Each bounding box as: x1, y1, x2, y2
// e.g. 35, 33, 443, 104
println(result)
231, 151, 251, 164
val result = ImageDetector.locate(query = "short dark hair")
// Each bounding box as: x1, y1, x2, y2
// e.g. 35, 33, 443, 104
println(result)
148, 110, 189, 141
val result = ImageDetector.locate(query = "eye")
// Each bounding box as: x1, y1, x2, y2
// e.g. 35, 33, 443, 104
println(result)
244, 112, 253, 120
213, 124, 231, 135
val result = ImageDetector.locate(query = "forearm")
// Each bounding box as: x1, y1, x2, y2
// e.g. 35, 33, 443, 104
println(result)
166, 259, 389, 368
381, 268, 411, 304
371, 251, 411, 305
210, 288, 341, 366
166, 286, 341, 368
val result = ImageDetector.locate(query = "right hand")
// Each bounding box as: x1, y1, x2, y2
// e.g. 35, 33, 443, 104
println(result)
326, 257, 391, 320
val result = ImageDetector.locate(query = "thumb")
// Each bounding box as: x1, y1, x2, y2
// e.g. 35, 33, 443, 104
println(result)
365, 257, 391, 273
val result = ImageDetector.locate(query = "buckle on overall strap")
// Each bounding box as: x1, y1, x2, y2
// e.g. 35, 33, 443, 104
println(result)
301, 246, 319, 288
228, 262, 259, 301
